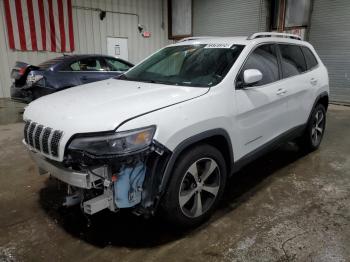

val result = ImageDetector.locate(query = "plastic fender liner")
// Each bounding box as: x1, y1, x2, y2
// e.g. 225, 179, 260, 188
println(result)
140, 150, 171, 212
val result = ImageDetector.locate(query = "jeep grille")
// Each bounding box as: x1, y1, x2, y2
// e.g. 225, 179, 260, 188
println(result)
24, 120, 63, 158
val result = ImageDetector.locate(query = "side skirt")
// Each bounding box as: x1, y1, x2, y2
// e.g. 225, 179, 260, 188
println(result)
232, 124, 306, 174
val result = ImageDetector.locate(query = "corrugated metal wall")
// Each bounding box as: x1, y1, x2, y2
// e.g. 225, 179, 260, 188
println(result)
309, 0, 350, 104
0, 0, 171, 98
193, 0, 267, 37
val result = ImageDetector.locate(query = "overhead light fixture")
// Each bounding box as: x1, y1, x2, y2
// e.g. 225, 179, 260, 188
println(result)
138, 24, 144, 33
99, 11, 106, 20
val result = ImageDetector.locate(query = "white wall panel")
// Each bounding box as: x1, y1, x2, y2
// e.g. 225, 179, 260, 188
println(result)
0, 0, 171, 97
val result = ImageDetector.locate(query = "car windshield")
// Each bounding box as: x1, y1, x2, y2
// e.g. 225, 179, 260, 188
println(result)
121, 44, 244, 87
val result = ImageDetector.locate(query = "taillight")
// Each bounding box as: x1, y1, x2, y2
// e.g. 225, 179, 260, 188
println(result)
18, 67, 27, 76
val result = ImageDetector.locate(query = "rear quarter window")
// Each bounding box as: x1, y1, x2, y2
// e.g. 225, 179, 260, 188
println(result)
301, 46, 318, 70
279, 44, 307, 78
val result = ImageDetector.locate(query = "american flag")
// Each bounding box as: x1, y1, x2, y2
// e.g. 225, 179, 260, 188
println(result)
3, 0, 75, 52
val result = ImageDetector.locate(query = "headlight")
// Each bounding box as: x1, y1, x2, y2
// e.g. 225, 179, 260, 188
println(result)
68, 126, 156, 156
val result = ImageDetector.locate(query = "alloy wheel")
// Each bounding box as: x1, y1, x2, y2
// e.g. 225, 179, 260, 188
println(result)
178, 158, 221, 218
311, 110, 325, 146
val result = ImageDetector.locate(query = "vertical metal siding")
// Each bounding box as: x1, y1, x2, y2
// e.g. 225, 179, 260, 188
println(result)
309, 0, 350, 104
193, 0, 267, 37
0, 0, 171, 97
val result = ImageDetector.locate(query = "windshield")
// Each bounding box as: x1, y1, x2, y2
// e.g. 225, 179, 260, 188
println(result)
122, 44, 244, 87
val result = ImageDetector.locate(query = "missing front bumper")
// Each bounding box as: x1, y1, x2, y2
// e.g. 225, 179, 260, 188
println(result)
29, 151, 100, 189
29, 142, 171, 216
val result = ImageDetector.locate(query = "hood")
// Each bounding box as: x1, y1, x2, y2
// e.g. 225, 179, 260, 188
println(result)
24, 79, 209, 134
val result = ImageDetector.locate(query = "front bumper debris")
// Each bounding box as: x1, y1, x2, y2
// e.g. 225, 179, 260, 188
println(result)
28, 141, 171, 216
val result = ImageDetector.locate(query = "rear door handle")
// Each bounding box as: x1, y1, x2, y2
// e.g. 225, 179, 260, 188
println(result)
310, 78, 318, 85
276, 88, 287, 95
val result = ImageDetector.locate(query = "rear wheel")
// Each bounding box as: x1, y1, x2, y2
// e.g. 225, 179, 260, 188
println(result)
298, 103, 326, 151
162, 144, 227, 227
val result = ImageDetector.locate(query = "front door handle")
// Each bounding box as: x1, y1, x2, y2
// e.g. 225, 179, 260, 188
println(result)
276, 88, 287, 95
310, 78, 318, 85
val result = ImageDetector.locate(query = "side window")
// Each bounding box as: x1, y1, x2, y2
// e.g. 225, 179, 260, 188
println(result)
279, 45, 307, 77
301, 46, 318, 70
69, 62, 80, 71
69, 58, 106, 71
105, 58, 131, 71
240, 44, 279, 86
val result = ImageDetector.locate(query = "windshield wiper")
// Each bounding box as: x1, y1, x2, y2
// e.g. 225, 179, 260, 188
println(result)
116, 74, 128, 80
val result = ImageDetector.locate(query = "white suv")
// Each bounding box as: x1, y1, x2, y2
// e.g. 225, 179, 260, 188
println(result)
23, 32, 329, 227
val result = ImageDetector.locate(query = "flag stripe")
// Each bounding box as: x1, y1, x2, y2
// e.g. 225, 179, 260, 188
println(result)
15, 0, 27, 50
3, 0, 15, 49
67, 0, 74, 52
9, 0, 20, 49
53, 0, 61, 51
27, 0, 37, 50
38, 0, 46, 50
2, 0, 74, 52
57, 0, 66, 52
21, 0, 31, 50
32, 0, 42, 50
62, 0, 69, 51
48, 0, 56, 52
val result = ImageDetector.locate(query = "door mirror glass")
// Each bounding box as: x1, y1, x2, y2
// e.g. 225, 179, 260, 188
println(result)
243, 69, 263, 85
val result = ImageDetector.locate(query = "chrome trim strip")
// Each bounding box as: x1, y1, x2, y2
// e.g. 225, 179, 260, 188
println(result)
47, 130, 54, 157
26, 121, 33, 145
32, 124, 40, 150
39, 127, 46, 153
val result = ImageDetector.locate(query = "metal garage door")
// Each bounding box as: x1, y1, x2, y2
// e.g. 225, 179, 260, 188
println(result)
193, 0, 266, 37
309, 0, 350, 104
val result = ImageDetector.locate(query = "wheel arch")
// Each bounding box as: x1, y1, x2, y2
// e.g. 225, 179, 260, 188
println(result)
316, 92, 329, 111
307, 91, 329, 123
159, 129, 234, 193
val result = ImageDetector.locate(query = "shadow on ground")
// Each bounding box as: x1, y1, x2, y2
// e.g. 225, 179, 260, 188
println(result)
38, 142, 307, 249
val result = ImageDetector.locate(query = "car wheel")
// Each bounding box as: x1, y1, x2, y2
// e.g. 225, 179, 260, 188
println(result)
298, 103, 326, 152
162, 144, 227, 227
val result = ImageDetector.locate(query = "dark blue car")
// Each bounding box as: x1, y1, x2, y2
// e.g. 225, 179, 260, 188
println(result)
10, 54, 133, 103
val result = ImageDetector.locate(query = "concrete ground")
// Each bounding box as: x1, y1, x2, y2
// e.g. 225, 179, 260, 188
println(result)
0, 98, 349, 262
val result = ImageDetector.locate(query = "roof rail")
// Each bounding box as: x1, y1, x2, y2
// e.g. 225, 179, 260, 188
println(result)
178, 36, 216, 42
247, 32, 301, 41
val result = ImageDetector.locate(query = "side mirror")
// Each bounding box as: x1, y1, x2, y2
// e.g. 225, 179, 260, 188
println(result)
243, 69, 263, 86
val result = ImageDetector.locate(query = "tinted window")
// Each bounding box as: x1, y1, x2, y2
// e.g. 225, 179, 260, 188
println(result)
279, 44, 307, 77
240, 44, 279, 86
301, 46, 318, 70
70, 58, 107, 71
105, 58, 131, 71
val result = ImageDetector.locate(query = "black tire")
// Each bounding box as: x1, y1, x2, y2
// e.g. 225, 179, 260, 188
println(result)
298, 103, 326, 152
162, 144, 227, 228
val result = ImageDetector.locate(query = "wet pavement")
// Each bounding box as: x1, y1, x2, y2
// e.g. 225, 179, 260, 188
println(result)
0, 98, 349, 261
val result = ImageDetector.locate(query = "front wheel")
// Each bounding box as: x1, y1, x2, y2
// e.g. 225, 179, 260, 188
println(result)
298, 103, 326, 152
162, 144, 227, 227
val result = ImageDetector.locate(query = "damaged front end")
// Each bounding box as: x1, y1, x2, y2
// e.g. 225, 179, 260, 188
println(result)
31, 126, 171, 217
